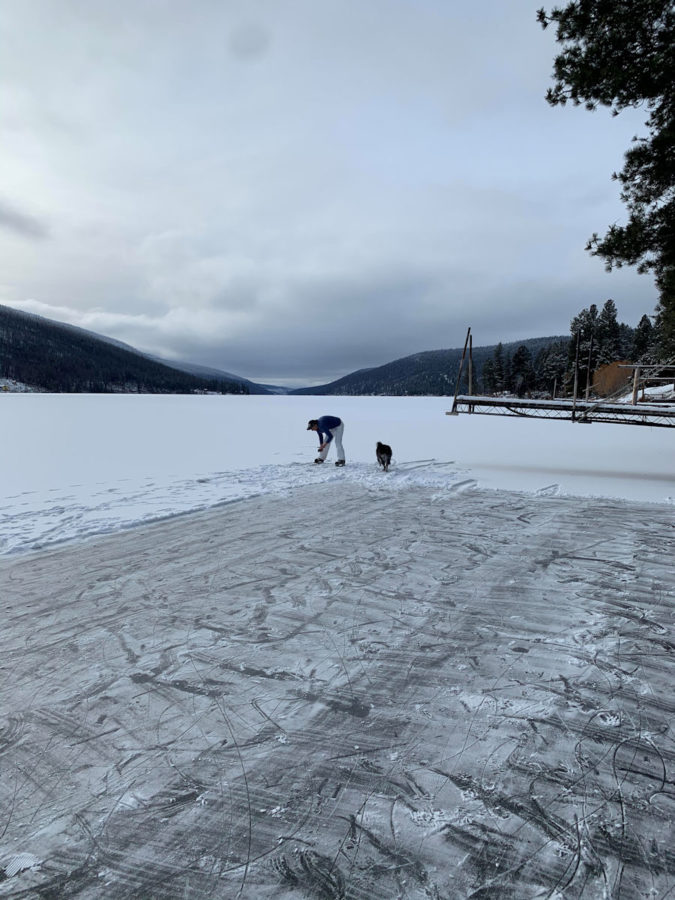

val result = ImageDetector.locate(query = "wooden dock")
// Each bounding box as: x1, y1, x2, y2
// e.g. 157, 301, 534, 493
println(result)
448, 327, 675, 428
448, 394, 675, 427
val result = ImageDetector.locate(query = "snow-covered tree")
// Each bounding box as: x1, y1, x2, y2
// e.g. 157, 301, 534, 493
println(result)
511, 345, 536, 396
596, 298, 621, 364
632, 313, 656, 361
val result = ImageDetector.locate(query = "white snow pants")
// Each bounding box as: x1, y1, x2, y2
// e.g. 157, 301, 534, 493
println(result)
318, 421, 345, 461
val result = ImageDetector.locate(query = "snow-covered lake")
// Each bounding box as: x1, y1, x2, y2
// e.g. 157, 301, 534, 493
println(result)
1, 393, 673, 554
1, 394, 674, 897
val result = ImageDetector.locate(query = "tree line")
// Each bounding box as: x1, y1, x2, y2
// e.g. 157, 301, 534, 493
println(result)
480, 298, 657, 397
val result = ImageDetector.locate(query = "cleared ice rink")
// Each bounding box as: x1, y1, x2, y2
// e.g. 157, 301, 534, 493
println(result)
1, 394, 673, 896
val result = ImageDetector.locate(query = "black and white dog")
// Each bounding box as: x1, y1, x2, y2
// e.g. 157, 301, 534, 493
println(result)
376, 441, 392, 472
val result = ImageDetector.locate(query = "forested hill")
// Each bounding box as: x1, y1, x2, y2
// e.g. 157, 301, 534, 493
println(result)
0, 304, 248, 394
291, 336, 569, 396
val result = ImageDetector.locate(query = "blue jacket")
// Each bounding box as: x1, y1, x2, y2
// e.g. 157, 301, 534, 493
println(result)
316, 415, 342, 444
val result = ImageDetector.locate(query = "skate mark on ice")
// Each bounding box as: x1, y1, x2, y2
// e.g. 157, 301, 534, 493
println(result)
448, 479, 478, 494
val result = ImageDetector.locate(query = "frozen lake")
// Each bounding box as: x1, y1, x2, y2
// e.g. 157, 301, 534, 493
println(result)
0, 394, 673, 897
1, 394, 673, 554
1, 477, 673, 898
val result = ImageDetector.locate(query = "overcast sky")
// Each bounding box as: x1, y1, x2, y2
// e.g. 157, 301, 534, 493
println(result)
1, 0, 659, 386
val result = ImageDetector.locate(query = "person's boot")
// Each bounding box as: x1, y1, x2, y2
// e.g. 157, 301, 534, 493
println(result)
314, 458, 324, 464
335, 460, 345, 467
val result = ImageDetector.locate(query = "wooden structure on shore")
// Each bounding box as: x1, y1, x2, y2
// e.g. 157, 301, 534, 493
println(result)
447, 328, 675, 429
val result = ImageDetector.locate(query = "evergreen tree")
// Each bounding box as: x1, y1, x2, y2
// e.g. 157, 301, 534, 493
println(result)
538, 0, 675, 358
569, 303, 599, 391
569, 304, 598, 356
596, 298, 621, 364
481, 358, 497, 393
493, 343, 506, 391
511, 345, 535, 396
534, 340, 569, 394
618, 322, 635, 358
503, 351, 514, 393
632, 313, 655, 360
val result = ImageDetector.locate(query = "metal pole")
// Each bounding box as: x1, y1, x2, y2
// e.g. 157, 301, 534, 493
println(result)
572, 332, 580, 421
585, 333, 594, 401
450, 326, 471, 414
468, 332, 474, 413
552, 376, 557, 399
631, 366, 639, 405
469, 332, 473, 385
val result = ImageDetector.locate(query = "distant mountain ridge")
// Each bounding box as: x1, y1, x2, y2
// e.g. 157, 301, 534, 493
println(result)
143, 357, 277, 394
291, 336, 569, 396
154, 358, 287, 394
0, 304, 260, 394
0, 302, 571, 397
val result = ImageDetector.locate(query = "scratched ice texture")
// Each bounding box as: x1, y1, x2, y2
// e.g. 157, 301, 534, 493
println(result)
0, 394, 673, 898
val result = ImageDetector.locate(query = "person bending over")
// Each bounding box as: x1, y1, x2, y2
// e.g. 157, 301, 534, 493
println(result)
307, 416, 345, 466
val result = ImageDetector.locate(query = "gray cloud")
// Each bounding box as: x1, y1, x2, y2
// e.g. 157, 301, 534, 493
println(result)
0, 0, 659, 386
0, 199, 49, 240
228, 23, 271, 61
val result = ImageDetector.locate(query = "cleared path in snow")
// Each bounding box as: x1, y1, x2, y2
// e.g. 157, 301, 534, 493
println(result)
0, 482, 673, 898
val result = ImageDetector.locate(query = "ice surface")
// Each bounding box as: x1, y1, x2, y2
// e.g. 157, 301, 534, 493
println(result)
0, 480, 673, 898
2, 853, 41, 878
0, 395, 674, 896
1, 394, 673, 554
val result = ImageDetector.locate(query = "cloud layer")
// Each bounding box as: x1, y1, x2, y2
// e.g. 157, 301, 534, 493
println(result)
1, 0, 657, 385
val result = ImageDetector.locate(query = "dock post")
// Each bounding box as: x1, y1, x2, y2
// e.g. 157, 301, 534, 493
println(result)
450, 326, 471, 415
468, 332, 473, 412
631, 366, 639, 405
572, 332, 580, 421
585, 333, 594, 401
